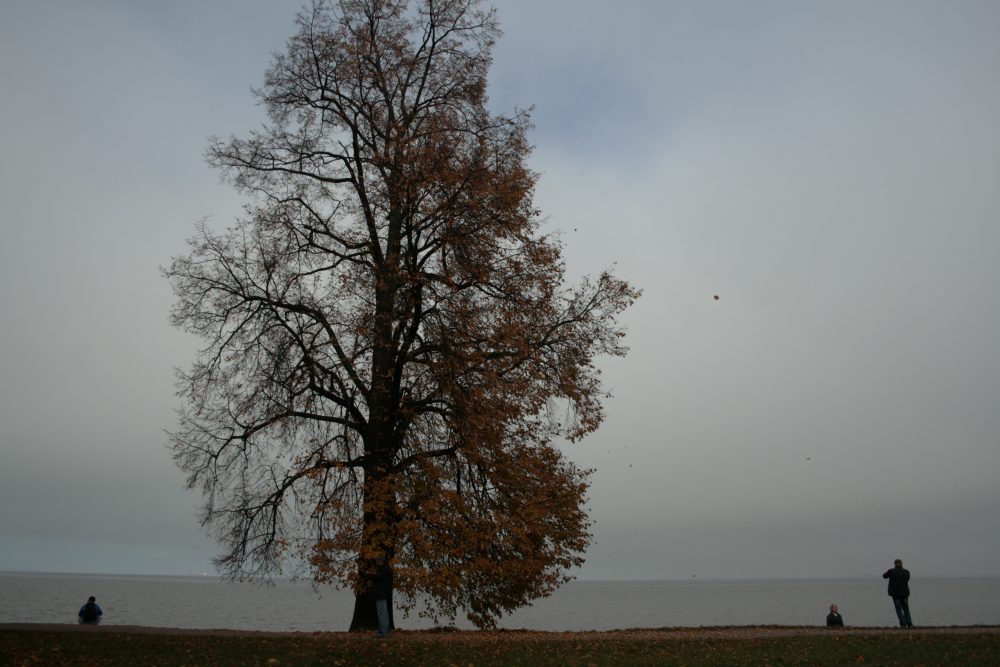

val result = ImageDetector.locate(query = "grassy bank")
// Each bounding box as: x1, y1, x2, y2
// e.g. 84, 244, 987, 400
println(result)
2, 627, 1000, 666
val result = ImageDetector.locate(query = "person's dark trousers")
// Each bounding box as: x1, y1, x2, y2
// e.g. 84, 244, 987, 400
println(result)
893, 597, 913, 627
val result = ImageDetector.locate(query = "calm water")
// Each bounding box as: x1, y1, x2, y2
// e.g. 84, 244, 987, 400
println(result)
2, 573, 998, 632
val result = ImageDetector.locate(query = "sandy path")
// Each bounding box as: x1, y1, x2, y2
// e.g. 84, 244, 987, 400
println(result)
3, 623, 999, 641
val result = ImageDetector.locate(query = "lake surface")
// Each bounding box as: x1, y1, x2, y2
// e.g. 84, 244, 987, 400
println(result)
2, 573, 998, 632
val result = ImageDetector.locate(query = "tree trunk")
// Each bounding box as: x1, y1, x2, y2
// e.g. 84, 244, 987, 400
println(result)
348, 214, 402, 633
348, 591, 394, 632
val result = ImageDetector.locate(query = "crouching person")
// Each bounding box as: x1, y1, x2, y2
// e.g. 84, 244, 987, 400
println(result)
78, 596, 103, 625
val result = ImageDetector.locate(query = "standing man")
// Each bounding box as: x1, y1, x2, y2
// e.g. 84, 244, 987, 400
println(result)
373, 556, 393, 638
883, 558, 913, 627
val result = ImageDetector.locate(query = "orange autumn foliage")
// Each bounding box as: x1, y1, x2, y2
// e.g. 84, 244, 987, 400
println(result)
165, 0, 638, 630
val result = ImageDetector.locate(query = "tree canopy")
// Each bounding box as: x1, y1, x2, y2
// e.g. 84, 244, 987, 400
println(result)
165, 0, 638, 629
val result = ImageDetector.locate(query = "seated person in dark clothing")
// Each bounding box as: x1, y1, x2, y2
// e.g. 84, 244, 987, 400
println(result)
78, 596, 103, 624
826, 603, 844, 626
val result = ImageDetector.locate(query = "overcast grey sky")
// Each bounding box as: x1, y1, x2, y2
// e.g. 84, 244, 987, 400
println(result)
1, 0, 998, 581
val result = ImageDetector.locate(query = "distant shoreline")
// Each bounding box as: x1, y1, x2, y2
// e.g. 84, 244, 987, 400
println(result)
4, 571, 1000, 582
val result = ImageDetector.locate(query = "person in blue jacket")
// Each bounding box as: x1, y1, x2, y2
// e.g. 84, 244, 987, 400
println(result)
78, 596, 103, 624
373, 557, 393, 638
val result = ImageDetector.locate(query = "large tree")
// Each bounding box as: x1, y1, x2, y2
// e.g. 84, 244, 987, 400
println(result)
165, 0, 638, 630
